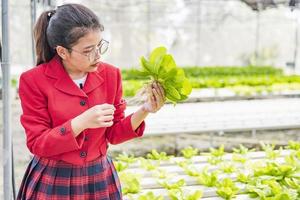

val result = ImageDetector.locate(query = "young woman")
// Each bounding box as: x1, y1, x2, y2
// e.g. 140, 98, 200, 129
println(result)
17, 3, 165, 200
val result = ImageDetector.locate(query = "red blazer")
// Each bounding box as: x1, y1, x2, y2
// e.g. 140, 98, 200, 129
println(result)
19, 55, 145, 165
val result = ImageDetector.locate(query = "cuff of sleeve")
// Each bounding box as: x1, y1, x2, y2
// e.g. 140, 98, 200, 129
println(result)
59, 119, 85, 150
125, 113, 145, 138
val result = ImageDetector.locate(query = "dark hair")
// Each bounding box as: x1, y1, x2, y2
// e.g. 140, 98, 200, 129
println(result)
34, 3, 104, 65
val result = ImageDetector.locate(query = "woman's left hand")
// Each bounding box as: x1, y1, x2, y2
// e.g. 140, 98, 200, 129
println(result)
142, 81, 166, 113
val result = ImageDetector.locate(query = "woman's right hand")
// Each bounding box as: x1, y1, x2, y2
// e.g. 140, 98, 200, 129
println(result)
71, 103, 115, 136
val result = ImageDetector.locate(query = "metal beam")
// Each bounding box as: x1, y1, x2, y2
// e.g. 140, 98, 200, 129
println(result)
1, 0, 13, 199
31, 0, 37, 65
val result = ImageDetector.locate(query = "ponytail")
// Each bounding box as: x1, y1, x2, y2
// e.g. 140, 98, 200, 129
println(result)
33, 10, 56, 65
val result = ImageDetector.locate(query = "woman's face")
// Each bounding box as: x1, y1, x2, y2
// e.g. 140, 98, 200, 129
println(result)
62, 29, 103, 75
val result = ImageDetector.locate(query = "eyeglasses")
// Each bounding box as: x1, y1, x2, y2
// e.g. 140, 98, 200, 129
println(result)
68, 39, 109, 62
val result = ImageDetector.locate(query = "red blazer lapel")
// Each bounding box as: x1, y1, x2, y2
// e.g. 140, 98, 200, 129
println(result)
83, 63, 105, 94
45, 55, 85, 97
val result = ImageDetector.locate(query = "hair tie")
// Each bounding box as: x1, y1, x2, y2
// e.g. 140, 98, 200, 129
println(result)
47, 10, 56, 19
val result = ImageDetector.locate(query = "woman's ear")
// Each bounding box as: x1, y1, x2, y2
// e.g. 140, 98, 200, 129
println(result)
56, 46, 69, 60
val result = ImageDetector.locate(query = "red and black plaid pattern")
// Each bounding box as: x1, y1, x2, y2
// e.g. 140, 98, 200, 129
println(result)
17, 155, 122, 200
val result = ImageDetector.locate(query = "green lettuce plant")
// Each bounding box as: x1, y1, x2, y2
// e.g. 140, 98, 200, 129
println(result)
216, 178, 239, 200
133, 46, 192, 104
181, 146, 199, 159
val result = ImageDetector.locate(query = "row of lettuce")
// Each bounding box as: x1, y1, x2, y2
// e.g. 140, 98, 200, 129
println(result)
121, 66, 300, 97
115, 141, 300, 200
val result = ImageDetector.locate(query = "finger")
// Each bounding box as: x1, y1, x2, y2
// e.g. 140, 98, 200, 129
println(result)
147, 89, 152, 99
155, 82, 164, 97
153, 87, 163, 104
98, 104, 115, 111
152, 88, 160, 109
147, 85, 152, 101
152, 87, 158, 100
99, 115, 114, 122
101, 121, 114, 127
150, 94, 156, 112
154, 82, 165, 102
158, 84, 165, 100
101, 109, 115, 116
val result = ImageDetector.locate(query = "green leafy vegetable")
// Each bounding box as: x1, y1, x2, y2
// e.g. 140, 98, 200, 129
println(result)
197, 167, 218, 187
116, 152, 138, 164
134, 46, 192, 104
158, 179, 186, 190
113, 161, 129, 172
147, 149, 173, 161
137, 192, 164, 200
119, 172, 141, 195
186, 190, 203, 200
181, 146, 199, 159
216, 178, 239, 200
140, 157, 159, 171
260, 142, 281, 160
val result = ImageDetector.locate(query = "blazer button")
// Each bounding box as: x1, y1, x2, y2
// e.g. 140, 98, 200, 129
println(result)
80, 151, 87, 158
60, 127, 66, 135
80, 100, 86, 106
84, 136, 88, 141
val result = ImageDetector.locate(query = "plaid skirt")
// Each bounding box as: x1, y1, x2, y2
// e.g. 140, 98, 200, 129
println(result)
17, 155, 122, 200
